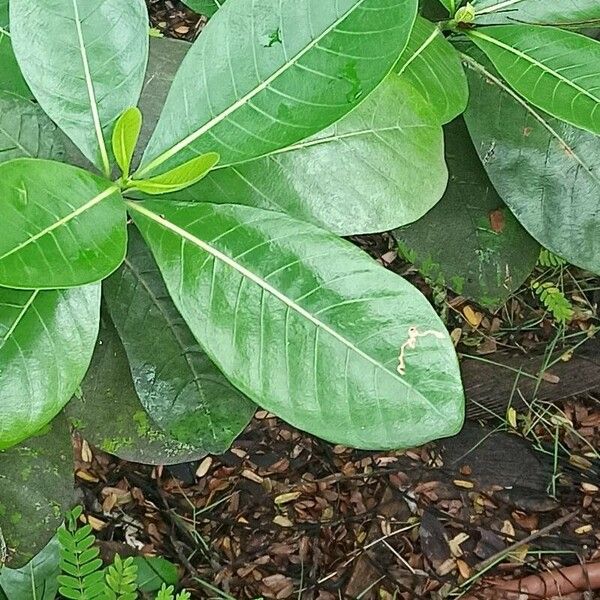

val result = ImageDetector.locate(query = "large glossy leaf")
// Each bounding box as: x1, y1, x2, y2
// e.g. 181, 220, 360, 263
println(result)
181, 0, 223, 17
0, 284, 100, 450
462, 50, 600, 273
394, 118, 539, 309
0, 4, 30, 99
9, 0, 149, 174
395, 17, 468, 124
0, 34, 29, 98
65, 310, 212, 465
138, 0, 418, 176
473, 0, 600, 26
0, 159, 127, 289
103, 227, 255, 451
0, 93, 65, 164
161, 73, 446, 234
0, 537, 59, 599
129, 200, 464, 449
0, 413, 75, 567
468, 25, 600, 135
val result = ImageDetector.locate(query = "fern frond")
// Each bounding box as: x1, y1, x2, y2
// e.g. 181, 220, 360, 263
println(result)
58, 509, 105, 600
532, 281, 574, 323
538, 249, 567, 268
105, 555, 139, 600
176, 592, 191, 600
156, 583, 176, 600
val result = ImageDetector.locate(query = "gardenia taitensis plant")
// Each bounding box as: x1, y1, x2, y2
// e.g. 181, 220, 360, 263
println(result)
0, 0, 599, 572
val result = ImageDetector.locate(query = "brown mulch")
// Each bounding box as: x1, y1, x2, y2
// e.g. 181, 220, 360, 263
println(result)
75, 395, 600, 599
69, 2, 600, 598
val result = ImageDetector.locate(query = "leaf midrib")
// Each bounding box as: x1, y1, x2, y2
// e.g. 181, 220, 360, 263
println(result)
127, 201, 445, 415
137, 0, 371, 177
469, 29, 600, 106
70, 0, 110, 176
0, 290, 38, 350
212, 123, 429, 171
0, 185, 119, 262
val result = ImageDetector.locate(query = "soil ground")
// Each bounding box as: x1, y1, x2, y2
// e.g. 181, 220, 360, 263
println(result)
73, 3, 600, 598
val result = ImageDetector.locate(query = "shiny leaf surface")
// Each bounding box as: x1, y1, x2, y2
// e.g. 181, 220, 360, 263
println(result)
468, 25, 600, 135
112, 107, 142, 178
181, 0, 223, 17
131, 152, 220, 195
139, 0, 418, 176
10, 0, 149, 173
104, 227, 255, 450
0, 414, 75, 567
0, 93, 65, 164
396, 16, 468, 124
462, 50, 600, 273
163, 74, 446, 234
394, 118, 539, 309
0, 284, 100, 450
65, 310, 211, 465
473, 0, 600, 26
0, 159, 127, 289
130, 201, 464, 450
0, 33, 29, 98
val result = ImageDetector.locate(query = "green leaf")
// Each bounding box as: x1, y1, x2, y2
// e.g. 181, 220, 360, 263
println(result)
0, 284, 100, 450
103, 226, 255, 451
64, 310, 212, 465
132, 557, 178, 593
138, 0, 418, 176
129, 201, 464, 450
161, 73, 446, 234
394, 118, 539, 309
0, 414, 75, 567
438, 0, 456, 14
0, 0, 7, 27
0, 92, 65, 164
467, 25, 600, 135
131, 152, 219, 195
395, 17, 468, 124
0, 34, 30, 98
472, 0, 600, 26
9, 0, 149, 175
0, 4, 30, 99
462, 49, 600, 273
181, 0, 223, 17
112, 107, 143, 178
0, 537, 59, 600
0, 159, 127, 289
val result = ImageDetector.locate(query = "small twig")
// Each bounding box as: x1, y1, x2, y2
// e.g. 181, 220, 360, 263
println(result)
473, 510, 579, 574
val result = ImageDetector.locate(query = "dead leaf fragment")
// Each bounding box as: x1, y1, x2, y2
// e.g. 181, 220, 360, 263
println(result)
195, 457, 213, 479
273, 515, 294, 528
454, 480, 474, 489
275, 492, 301, 505
463, 306, 483, 328
241, 469, 264, 484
